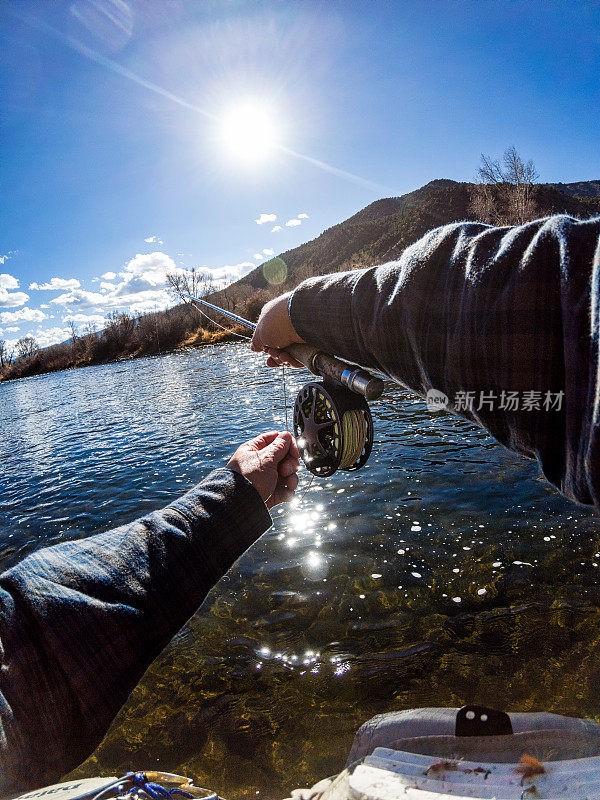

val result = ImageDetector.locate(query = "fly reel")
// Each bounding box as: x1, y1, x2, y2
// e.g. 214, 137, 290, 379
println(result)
293, 379, 374, 477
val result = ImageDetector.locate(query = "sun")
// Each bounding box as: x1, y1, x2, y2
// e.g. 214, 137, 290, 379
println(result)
220, 101, 280, 163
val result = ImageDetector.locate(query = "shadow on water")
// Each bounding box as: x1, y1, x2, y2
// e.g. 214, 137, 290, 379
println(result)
2, 344, 599, 797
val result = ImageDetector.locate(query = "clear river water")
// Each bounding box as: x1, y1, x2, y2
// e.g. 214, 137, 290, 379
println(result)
1, 343, 600, 798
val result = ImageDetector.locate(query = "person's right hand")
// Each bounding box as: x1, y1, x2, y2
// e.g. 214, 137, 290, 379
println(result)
250, 292, 306, 369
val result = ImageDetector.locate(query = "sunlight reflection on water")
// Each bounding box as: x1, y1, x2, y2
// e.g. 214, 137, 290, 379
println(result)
2, 343, 600, 797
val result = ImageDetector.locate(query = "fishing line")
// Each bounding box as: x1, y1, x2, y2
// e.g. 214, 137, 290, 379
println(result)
188, 301, 253, 341
282, 364, 289, 433
280, 362, 317, 501
184, 295, 379, 479
189, 300, 303, 499
188, 299, 289, 433
187, 301, 286, 434
339, 408, 369, 468
293, 382, 373, 478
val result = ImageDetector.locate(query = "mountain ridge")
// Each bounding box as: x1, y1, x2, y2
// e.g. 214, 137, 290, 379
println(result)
4, 177, 600, 382
210, 178, 600, 304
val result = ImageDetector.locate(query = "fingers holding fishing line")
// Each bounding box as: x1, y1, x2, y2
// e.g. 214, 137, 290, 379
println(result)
246, 430, 280, 450
267, 481, 296, 509
227, 430, 300, 509
284, 434, 301, 462
278, 455, 297, 477
265, 347, 304, 369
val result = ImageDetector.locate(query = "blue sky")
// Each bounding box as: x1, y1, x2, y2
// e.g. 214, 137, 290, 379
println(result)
1, 0, 599, 352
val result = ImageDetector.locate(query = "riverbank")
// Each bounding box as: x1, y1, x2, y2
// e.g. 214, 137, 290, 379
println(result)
0, 321, 247, 383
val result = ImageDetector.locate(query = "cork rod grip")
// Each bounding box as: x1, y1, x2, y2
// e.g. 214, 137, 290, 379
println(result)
285, 343, 384, 401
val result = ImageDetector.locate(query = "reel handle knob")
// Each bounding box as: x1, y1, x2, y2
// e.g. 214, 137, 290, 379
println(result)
285, 343, 384, 400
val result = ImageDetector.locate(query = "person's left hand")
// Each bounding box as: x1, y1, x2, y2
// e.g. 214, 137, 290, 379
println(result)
227, 431, 300, 509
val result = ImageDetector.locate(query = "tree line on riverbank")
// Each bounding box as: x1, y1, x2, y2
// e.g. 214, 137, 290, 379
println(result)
3, 150, 600, 384
0, 295, 268, 382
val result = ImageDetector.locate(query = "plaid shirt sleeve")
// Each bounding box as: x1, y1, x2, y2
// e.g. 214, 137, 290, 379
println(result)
290, 214, 600, 508
0, 467, 271, 795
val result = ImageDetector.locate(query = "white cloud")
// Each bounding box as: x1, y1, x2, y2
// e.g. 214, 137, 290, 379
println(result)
40, 304, 50, 309
62, 313, 106, 325
297, 212, 309, 219
144, 235, 163, 245
253, 253, 263, 260
0, 288, 29, 308
127, 296, 172, 315
263, 248, 274, 256
52, 286, 173, 313
0, 273, 19, 289
44, 250, 252, 322
122, 251, 176, 284
285, 218, 302, 227
29, 277, 81, 291
271, 225, 282, 232
255, 213, 277, 225
209, 262, 255, 286
101, 271, 116, 280
52, 252, 177, 313
34, 326, 72, 348
5, 326, 19, 332
51, 289, 106, 308
0, 254, 12, 265
1, 307, 47, 324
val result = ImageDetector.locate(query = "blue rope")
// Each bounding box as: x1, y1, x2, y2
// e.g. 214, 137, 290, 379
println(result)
91, 772, 202, 800
128, 773, 195, 799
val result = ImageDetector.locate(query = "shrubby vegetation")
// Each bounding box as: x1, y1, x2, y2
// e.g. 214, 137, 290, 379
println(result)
0, 284, 276, 382
3, 157, 600, 383
470, 146, 539, 225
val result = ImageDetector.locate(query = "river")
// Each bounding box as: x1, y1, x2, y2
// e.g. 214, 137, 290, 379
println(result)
1, 343, 599, 797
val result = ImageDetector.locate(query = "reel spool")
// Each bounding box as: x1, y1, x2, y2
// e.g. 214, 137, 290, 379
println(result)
293, 380, 373, 477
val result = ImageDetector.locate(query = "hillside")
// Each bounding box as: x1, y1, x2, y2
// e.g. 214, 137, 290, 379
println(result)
4, 178, 600, 383
210, 179, 600, 305
547, 180, 600, 199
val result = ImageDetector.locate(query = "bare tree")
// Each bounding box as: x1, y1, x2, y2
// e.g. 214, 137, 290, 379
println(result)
104, 311, 135, 348
469, 180, 501, 225
67, 320, 78, 344
0, 339, 13, 368
219, 284, 237, 311
471, 146, 539, 225
16, 335, 38, 359
166, 267, 213, 304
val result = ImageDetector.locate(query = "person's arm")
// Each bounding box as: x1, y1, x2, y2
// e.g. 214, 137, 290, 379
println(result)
252, 215, 600, 507
0, 431, 298, 795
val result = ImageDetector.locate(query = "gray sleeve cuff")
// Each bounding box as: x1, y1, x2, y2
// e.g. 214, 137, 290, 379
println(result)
169, 467, 272, 577
289, 271, 369, 367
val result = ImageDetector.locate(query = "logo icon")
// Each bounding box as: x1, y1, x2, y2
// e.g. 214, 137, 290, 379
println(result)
426, 388, 449, 413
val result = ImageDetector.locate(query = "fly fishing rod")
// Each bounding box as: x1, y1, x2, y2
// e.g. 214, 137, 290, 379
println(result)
186, 295, 385, 478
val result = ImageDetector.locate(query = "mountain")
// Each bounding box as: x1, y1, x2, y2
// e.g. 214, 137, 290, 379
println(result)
5, 178, 600, 383
210, 179, 600, 304
545, 180, 600, 199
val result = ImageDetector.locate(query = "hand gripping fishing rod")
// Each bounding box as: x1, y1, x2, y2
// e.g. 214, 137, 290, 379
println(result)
188, 295, 385, 477
190, 297, 384, 401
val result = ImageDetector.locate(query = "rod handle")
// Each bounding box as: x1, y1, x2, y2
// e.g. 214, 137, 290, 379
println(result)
285, 343, 384, 401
